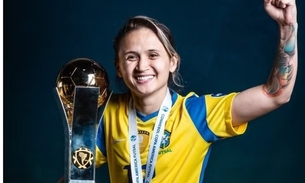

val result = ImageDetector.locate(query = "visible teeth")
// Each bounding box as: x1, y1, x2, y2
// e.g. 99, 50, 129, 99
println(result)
137, 76, 153, 81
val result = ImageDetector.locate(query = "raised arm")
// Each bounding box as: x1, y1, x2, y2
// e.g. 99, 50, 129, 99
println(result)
232, 0, 298, 126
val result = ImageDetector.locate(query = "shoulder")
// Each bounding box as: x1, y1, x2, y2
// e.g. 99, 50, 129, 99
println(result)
173, 91, 238, 112
102, 92, 131, 114
204, 92, 238, 107
108, 92, 130, 104
173, 91, 203, 106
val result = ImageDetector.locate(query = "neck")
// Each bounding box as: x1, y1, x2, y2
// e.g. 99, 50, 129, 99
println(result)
131, 88, 169, 115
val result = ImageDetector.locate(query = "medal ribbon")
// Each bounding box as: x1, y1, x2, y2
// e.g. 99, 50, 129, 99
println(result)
128, 88, 172, 183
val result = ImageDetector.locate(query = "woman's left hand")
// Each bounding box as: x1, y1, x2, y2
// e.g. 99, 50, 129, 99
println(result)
264, 0, 297, 25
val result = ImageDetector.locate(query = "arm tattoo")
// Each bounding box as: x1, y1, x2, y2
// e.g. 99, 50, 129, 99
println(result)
263, 25, 296, 97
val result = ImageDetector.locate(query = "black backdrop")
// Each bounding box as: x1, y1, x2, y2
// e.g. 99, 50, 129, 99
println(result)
4, 0, 305, 183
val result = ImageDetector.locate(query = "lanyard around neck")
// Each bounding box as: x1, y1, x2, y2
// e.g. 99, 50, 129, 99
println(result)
128, 88, 172, 183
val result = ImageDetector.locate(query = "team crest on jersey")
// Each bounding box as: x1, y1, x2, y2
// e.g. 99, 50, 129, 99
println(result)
160, 130, 171, 149
138, 130, 150, 153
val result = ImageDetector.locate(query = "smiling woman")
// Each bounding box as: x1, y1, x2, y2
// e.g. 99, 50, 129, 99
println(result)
4, 0, 305, 182
93, 0, 298, 181
116, 27, 179, 109
113, 16, 183, 93
56, 0, 299, 182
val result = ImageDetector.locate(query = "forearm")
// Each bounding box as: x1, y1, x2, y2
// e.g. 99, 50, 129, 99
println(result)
231, 1, 298, 125
263, 23, 298, 102
231, 23, 298, 125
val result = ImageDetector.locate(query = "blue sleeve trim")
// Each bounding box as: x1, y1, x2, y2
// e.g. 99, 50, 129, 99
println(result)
96, 118, 107, 157
185, 95, 220, 142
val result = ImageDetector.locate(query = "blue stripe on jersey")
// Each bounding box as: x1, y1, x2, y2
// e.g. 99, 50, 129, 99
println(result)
136, 110, 158, 122
200, 146, 212, 182
185, 95, 220, 142
96, 118, 107, 157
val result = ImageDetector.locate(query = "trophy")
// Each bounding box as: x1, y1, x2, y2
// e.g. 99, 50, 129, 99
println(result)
54, 58, 111, 183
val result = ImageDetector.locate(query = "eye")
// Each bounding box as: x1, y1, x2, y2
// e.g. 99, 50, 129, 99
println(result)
149, 53, 159, 59
126, 54, 138, 61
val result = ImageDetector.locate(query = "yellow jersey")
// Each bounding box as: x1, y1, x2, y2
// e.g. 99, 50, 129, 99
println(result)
96, 91, 247, 183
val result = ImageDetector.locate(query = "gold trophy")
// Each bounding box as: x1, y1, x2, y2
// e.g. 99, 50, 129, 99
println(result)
54, 58, 111, 183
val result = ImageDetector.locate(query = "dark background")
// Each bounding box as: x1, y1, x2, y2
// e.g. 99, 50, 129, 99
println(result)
4, 0, 305, 183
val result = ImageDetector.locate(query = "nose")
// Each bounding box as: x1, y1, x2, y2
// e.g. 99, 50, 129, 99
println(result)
136, 57, 149, 71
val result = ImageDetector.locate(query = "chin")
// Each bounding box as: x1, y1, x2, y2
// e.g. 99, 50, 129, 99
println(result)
132, 86, 155, 96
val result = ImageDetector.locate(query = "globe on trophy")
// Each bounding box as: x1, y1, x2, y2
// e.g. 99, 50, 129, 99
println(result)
54, 58, 111, 183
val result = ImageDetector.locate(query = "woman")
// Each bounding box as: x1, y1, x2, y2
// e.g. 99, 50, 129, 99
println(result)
59, 0, 298, 182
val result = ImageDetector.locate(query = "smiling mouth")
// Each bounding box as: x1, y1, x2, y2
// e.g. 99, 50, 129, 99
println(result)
136, 75, 154, 81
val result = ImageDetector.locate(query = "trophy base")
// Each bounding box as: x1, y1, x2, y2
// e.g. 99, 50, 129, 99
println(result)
70, 180, 95, 183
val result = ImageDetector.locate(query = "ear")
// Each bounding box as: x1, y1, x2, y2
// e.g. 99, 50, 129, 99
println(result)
169, 54, 178, 73
115, 60, 123, 77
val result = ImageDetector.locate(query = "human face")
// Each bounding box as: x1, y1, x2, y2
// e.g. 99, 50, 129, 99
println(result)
116, 27, 177, 97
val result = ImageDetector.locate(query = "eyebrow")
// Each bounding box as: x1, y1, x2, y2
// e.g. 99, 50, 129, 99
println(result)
147, 49, 160, 52
123, 51, 137, 55
123, 49, 160, 55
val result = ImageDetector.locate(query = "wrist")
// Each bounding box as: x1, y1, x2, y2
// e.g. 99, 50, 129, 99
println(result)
279, 22, 298, 28
279, 23, 297, 41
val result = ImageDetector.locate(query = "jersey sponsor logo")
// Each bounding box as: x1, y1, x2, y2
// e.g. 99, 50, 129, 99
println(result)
138, 130, 150, 153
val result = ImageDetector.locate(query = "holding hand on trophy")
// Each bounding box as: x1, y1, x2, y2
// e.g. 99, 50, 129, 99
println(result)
57, 0, 298, 182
